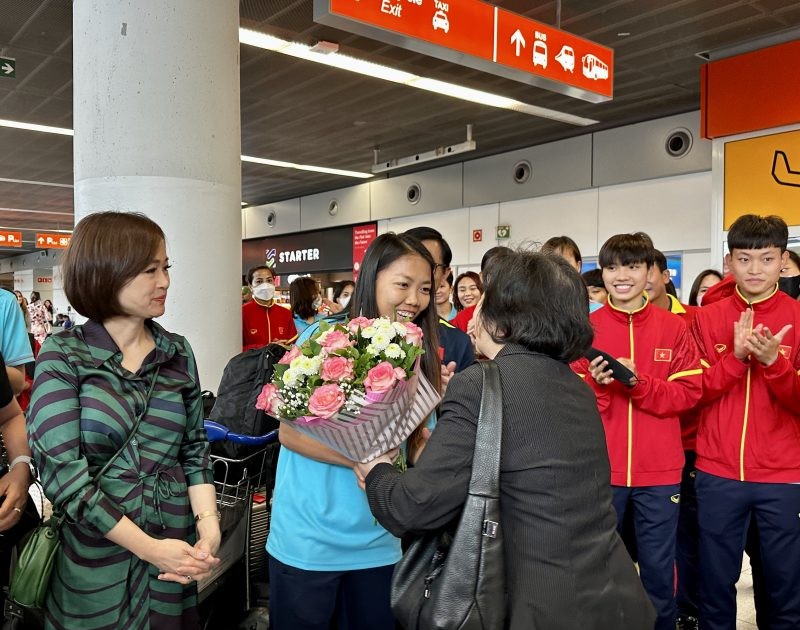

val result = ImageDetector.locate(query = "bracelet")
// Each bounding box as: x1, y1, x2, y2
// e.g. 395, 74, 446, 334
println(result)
8, 455, 35, 476
194, 510, 221, 522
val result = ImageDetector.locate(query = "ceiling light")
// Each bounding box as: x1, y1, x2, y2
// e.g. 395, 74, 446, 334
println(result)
0, 118, 372, 179
0, 118, 73, 136
239, 28, 599, 127
241, 155, 373, 178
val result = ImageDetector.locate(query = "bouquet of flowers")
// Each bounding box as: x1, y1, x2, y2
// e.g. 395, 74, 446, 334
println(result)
255, 316, 440, 462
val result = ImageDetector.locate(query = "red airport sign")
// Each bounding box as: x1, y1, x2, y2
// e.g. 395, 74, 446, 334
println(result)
36, 233, 72, 249
0, 231, 22, 248
316, 0, 613, 102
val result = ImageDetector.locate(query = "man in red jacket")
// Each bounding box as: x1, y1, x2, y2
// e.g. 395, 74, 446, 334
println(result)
691, 215, 800, 630
583, 233, 702, 630
242, 265, 296, 351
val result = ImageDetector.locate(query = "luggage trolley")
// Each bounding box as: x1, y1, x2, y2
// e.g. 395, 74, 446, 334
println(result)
198, 421, 279, 628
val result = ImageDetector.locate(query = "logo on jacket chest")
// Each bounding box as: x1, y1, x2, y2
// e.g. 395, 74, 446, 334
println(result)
779, 345, 792, 359
714, 343, 727, 354
654, 348, 672, 362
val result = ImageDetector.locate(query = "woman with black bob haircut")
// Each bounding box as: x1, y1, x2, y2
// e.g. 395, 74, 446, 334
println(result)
357, 249, 655, 630
27, 212, 220, 629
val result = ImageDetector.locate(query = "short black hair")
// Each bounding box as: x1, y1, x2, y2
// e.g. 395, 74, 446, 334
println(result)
541, 236, 582, 266
787, 250, 800, 271
598, 233, 655, 269
478, 250, 593, 362
480, 246, 512, 273
247, 265, 274, 285
653, 249, 668, 273
405, 226, 452, 267
727, 214, 788, 252
581, 268, 604, 289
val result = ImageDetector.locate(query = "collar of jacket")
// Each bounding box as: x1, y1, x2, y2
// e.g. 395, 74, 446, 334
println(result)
604, 292, 652, 323
666, 294, 687, 315
80, 319, 179, 368
732, 283, 781, 312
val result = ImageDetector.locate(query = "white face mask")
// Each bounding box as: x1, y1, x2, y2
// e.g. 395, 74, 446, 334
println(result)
339, 295, 350, 308
252, 282, 275, 302
312, 297, 323, 310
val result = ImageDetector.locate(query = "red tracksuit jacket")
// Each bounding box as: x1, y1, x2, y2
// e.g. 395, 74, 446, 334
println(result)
577, 298, 703, 487
690, 285, 800, 483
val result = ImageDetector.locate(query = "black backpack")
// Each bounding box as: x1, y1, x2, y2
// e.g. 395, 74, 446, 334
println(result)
208, 343, 288, 459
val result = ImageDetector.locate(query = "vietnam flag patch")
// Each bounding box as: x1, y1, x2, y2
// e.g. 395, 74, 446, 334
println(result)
654, 348, 673, 362
778, 345, 792, 359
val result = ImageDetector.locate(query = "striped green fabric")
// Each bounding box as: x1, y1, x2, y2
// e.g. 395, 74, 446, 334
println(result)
27, 320, 213, 630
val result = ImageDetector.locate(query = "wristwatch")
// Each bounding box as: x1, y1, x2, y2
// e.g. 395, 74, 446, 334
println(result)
8, 455, 36, 478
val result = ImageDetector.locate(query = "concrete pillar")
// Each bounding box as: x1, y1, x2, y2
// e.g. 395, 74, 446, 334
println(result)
73, 0, 241, 390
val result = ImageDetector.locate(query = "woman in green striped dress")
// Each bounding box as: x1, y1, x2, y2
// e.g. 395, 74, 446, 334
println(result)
27, 212, 221, 630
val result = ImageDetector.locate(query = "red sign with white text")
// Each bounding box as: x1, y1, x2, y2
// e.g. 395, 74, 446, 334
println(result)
320, 0, 613, 101
0, 231, 23, 248
36, 233, 71, 249
352, 224, 378, 280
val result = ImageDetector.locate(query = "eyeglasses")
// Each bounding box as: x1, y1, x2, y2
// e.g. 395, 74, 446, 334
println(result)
433, 263, 448, 273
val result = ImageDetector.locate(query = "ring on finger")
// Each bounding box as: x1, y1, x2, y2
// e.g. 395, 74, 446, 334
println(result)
12, 507, 22, 514
185, 575, 193, 581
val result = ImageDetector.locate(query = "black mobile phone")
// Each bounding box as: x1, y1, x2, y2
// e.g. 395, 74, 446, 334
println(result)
584, 347, 636, 387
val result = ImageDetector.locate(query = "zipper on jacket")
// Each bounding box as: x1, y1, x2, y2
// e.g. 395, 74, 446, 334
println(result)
627, 313, 634, 488
740, 303, 754, 482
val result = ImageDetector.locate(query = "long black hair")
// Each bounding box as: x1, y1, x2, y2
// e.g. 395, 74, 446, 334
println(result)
351, 233, 441, 454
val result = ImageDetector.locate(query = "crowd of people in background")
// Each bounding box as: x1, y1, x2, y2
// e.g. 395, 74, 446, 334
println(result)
0, 210, 798, 630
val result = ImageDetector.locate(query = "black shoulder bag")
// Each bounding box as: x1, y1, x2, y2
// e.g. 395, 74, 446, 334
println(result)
4, 368, 160, 623
391, 360, 505, 630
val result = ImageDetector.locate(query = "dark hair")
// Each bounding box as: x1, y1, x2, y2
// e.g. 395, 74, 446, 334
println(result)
581, 268, 604, 289
786, 250, 800, 272
453, 271, 483, 312
247, 265, 274, 286
598, 233, 655, 269
541, 236, 582, 266
30, 291, 40, 302
480, 246, 512, 273
727, 214, 788, 252
404, 226, 452, 267
332, 280, 355, 304
666, 280, 678, 298
63, 212, 166, 321
351, 232, 441, 408
444, 272, 454, 287
290, 277, 318, 320
479, 251, 593, 362
653, 250, 668, 273
688, 269, 723, 306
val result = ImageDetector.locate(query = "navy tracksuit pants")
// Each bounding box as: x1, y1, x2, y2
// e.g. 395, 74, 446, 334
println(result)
612, 484, 680, 630
695, 471, 800, 630
676, 450, 699, 620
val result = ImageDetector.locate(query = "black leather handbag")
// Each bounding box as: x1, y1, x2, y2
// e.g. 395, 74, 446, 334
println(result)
391, 360, 505, 630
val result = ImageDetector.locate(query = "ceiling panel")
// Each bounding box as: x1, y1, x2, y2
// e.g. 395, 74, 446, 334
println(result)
0, 0, 798, 260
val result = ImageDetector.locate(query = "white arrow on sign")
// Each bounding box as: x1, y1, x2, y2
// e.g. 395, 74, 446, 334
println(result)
510, 29, 526, 57
37, 237, 44, 244
1, 63, 13, 76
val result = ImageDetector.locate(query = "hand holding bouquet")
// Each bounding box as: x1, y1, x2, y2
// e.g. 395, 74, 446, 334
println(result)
256, 317, 440, 462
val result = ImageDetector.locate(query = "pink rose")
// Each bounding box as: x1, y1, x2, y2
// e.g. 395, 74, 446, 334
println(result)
255, 383, 282, 416
347, 316, 373, 333
363, 361, 401, 394
307, 383, 346, 419
278, 345, 301, 365
404, 322, 424, 347
320, 356, 355, 382
320, 330, 354, 352
394, 367, 408, 381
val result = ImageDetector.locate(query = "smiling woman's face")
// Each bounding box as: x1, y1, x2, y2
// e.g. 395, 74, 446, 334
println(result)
456, 278, 481, 308
374, 253, 432, 321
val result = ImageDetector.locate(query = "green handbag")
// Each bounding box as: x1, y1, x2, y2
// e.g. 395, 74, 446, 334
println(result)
7, 512, 64, 609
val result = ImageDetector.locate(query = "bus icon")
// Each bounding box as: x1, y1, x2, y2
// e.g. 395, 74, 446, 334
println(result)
533, 40, 548, 69
582, 54, 609, 80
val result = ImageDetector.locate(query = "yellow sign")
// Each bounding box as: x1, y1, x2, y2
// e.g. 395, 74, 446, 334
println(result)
724, 129, 800, 229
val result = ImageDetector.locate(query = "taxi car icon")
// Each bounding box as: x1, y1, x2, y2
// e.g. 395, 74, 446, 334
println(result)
432, 10, 450, 33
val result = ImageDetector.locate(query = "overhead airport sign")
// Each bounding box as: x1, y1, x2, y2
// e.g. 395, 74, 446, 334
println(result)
0, 231, 22, 247
36, 233, 71, 249
314, 0, 613, 102
0, 57, 15, 79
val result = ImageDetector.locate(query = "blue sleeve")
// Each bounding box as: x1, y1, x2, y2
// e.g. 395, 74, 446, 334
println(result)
0, 293, 33, 366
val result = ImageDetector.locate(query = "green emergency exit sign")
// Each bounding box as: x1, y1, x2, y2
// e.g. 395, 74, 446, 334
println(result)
1, 57, 16, 79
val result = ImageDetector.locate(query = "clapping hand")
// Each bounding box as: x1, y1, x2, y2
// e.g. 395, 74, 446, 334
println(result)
744, 323, 792, 367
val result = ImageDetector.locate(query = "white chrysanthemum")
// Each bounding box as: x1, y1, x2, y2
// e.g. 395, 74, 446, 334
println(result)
361, 326, 378, 339
365, 343, 381, 356
283, 368, 301, 387
294, 355, 323, 376
391, 321, 408, 337
370, 330, 392, 351
384, 343, 405, 360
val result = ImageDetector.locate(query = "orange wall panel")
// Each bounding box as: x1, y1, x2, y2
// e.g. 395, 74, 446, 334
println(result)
702, 40, 800, 139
